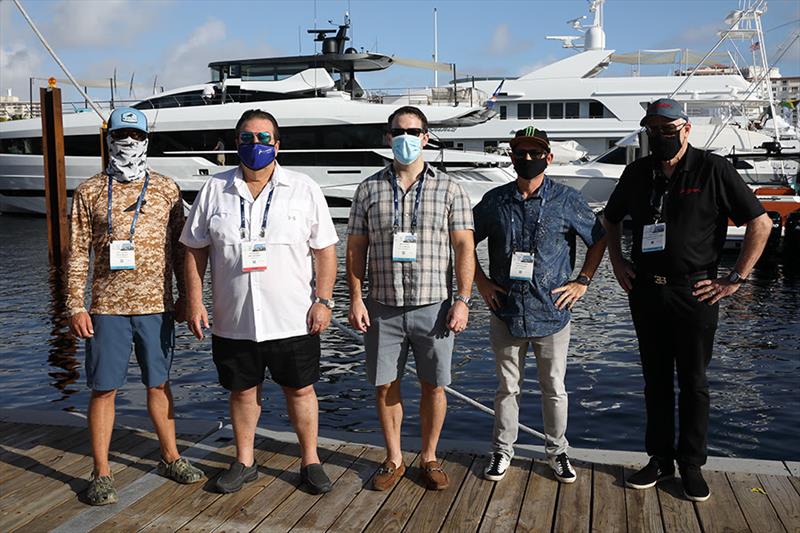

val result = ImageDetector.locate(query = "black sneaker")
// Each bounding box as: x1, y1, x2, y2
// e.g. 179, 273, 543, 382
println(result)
548, 453, 576, 484
679, 465, 710, 502
483, 452, 511, 481
626, 457, 675, 490
301, 463, 332, 494
215, 461, 257, 494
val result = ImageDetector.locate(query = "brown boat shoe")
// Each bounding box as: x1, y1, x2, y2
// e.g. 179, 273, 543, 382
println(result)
423, 460, 449, 490
373, 459, 406, 491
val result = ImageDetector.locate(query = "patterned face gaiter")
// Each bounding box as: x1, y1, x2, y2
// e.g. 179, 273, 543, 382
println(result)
106, 136, 148, 182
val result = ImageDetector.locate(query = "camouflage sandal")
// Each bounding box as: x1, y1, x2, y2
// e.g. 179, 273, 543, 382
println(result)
157, 456, 205, 484
86, 473, 118, 506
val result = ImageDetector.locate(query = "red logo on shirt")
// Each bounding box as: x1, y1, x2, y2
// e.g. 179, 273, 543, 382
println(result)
680, 187, 701, 194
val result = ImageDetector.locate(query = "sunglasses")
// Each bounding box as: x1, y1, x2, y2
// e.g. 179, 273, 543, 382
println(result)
644, 122, 687, 137
512, 148, 547, 159
110, 129, 147, 142
390, 128, 426, 137
238, 131, 273, 144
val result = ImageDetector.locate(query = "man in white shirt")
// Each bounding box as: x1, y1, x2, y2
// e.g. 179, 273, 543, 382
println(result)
181, 109, 338, 494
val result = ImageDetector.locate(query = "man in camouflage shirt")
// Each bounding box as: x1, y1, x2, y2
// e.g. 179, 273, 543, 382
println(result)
66, 107, 203, 506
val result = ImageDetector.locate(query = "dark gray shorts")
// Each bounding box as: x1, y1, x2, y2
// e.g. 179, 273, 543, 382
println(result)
363, 298, 454, 387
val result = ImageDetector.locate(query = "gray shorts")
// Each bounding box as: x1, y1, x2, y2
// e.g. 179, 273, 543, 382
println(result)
364, 298, 454, 387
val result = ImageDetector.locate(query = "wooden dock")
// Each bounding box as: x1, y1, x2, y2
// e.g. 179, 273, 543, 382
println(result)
1, 413, 798, 532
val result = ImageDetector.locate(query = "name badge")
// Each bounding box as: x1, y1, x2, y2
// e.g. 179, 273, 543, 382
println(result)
642, 223, 667, 253
510, 251, 534, 280
392, 232, 418, 262
109, 240, 135, 270
241, 241, 268, 272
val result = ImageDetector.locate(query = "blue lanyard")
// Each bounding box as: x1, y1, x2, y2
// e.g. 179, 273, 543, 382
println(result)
510, 177, 549, 254
239, 182, 275, 240
107, 173, 149, 241
390, 172, 425, 234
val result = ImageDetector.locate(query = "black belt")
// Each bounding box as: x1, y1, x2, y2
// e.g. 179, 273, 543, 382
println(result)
637, 270, 716, 286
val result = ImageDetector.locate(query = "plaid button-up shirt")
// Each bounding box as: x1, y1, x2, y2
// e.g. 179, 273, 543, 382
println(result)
347, 164, 474, 307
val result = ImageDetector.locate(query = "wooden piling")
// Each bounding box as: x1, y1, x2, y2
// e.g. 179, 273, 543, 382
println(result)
40, 85, 69, 269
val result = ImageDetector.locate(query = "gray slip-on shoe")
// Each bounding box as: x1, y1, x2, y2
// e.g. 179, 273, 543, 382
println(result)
215, 461, 257, 494
301, 463, 332, 494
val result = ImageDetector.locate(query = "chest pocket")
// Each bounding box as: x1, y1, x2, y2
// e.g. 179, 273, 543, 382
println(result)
266, 208, 310, 245
208, 212, 240, 246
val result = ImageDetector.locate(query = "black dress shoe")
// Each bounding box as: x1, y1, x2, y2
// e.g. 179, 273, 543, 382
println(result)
301, 463, 332, 494
216, 461, 257, 493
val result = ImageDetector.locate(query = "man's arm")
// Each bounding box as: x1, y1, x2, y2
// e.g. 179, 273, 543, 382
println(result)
693, 212, 771, 304
308, 244, 337, 335
184, 246, 209, 339
346, 234, 370, 332
66, 187, 95, 338
552, 235, 607, 310
168, 190, 187, 321
447, 229, 475, 332
602, 217, 636, 293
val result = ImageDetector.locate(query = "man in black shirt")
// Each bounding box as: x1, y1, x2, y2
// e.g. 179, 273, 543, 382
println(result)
603, 98, 771, 502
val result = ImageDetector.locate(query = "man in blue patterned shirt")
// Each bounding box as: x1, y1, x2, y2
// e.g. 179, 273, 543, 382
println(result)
473, 127, 606, 484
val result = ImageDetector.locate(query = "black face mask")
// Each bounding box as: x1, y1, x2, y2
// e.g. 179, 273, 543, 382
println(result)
513, 158, 548, 180
648, 133, 683, 161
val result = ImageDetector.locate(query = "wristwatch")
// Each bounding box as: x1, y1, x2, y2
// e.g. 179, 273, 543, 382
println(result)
727, 270, 747, 284
454, 294, 471, 306
575, 274, 592, 286
314, 296, 335, 309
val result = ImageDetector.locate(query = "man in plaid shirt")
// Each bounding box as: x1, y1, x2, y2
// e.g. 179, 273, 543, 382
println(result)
346, 106, 475, 492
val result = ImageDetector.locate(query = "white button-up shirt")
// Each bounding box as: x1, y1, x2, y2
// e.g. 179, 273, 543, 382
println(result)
180, 163, 338, 342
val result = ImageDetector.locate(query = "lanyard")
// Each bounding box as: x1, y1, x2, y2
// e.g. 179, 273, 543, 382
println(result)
107, 173, 149, 241
510, 177, 549, 254
650, 169, 670, 223
390, 172, 425, 234
239, 182, 275, 240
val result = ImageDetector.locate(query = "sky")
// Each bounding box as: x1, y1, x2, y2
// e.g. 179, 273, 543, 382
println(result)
1, 0, 798, 106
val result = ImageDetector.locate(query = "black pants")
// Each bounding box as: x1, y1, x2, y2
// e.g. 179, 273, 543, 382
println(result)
629, 279, 719, 467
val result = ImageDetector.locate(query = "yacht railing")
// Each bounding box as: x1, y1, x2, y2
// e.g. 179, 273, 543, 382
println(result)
357, 86, 488, 107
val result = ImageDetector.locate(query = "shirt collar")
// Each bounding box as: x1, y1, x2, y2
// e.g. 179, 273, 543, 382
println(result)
382, 162, 437, 182
226, 161, 289, 199
511, 175, 549, 202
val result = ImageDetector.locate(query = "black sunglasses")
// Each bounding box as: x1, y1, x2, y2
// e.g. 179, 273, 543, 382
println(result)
512, 148, 547, 159
110, 129, 147, 142
390, 128, 426, 137
644, 122, 687, 137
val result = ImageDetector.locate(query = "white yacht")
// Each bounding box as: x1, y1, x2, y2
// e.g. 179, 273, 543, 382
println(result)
0, 19, 512, 216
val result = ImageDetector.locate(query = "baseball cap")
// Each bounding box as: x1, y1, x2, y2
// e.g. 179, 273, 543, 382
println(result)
509, 126, 550, 152
639, 98, 689, 126
108, 107, 148, 134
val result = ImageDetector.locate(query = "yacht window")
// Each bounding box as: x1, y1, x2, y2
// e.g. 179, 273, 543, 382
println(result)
210, 68, 222, 83
517, 103, 531, 120
533, 103, 547, 119
565, 102, 579, 119
499, 105, 507, 120
549, 102, 564, 119
596, 146, 627, 165
589, 101, 604, 118
0, 137, 41, 155
484, 140, 498, 149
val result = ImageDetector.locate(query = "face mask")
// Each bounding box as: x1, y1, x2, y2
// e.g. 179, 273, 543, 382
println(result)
648, 133, 683, 161
513, 158, 548, 180
238, 143, 276, 170
106, 136, 148, 183
392, 134, 422, 165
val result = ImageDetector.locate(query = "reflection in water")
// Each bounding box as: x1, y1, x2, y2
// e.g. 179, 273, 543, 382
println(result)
46, 265, 80, 404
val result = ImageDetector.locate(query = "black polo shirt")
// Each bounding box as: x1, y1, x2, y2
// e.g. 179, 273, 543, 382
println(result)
604, 145, 764, 275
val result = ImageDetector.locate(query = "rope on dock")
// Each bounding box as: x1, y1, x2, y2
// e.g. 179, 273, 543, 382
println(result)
330, 317, 548, 442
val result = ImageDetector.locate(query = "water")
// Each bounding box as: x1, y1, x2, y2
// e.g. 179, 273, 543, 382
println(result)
1, 215, 798, 460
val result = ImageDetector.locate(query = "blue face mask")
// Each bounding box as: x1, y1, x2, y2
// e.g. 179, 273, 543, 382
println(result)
238, 143, 276, 170
391, 134, 422, 165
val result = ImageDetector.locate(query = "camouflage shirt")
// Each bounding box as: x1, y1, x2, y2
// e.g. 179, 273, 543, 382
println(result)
65, 170, 186, 316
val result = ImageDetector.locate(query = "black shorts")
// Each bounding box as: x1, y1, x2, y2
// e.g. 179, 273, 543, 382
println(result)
211, 334, 321, 390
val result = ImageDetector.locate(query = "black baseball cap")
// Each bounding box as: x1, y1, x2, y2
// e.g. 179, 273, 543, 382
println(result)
640, 98, 689, 126
510, 126, 550, 152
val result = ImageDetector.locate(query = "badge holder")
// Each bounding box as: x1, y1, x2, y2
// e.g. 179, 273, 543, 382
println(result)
110, 240, 136, 270
510, 251, 534, 281
242, 241, 268, 272
642, 223, 666, 253
392, 232, 418, 262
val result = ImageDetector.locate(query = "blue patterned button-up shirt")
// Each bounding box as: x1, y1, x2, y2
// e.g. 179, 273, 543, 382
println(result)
473, 177, 605, 338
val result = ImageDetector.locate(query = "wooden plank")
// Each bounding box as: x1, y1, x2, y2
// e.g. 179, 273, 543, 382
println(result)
177, 439, 294, 532
516, 461, 559, 533
403, 453, 473, 533
592, 463, 627, 533
553, 460, 592, 533
252, 444, 366, 532
440, 454, 495, 533
290, 446, 387, 533
327, 450, 419, 533
478, 456, 531, 533
656, 476, 701, 533
693, 470, 749, 533
623, 467, 664, 533
212, 443, 338, 533
759, 474, 800, 533
790, 476, 800, 497
0, 425, 86, 483
727, 471, 786, 532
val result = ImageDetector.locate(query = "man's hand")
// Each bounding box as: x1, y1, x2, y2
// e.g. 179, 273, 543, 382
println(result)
174, 297, 186, 324
610, 257, 636, 293
551, 281, 588, 310
69, 311, 94, 338
692, 277, 742, 304
348, 299, 371, 333
447, 300, 469, 333
307, 303, 332, 335
186, 299, 209, 340
476, 279, 507, 311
